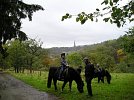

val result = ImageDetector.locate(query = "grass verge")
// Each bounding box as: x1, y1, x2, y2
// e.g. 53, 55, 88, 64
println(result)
9, 71, 134, 100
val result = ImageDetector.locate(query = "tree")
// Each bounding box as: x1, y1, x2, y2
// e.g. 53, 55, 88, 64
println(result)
120, 27, 134, 54
62, 0, 134, 27
6, 38, 45, 73
7, 40, 27, 73
0, 0, 44, 54
67, 52, 82, 67
24, 39, 43, 73
117, 49, 125, 62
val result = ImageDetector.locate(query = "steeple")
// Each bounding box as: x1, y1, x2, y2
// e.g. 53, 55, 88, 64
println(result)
74, 41, 76, 47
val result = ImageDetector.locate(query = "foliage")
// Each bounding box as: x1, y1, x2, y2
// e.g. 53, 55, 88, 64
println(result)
7, 40, 27, 71
10, 71, 134, 100
0, 0, 44, 54
24, 39, 44, 73
67, 52, 83, 67
49, 56, 60, 67
85, 45, 116, 70
0, 53, 10, 69
120, 27, 134, 54
2, 39, 50, 73
41, 54, 57, 70
62, 0, 134, 27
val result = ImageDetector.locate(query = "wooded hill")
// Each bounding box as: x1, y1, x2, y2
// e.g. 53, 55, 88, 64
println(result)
48, 35, 134, 73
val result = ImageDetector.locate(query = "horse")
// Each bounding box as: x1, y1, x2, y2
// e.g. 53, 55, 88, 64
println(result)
76, 67, 111, 84
47, 67, 84, 93
94, 68, 111, 84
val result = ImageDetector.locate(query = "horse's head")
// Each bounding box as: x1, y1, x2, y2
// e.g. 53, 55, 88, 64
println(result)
105, 70, 111, 84
77, 80, 84, 93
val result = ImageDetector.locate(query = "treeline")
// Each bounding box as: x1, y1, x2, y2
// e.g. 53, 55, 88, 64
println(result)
0, 39, 51, 73
0, 27, 134, 73
49, 27, 134, 73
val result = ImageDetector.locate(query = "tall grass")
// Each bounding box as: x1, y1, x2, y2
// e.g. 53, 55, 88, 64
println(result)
10, 71, 134, 100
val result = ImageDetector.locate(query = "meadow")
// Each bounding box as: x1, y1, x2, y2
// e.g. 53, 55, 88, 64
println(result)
10, 71, 134, 100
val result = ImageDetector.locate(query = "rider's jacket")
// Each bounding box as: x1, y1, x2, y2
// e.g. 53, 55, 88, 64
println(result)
61, 58, 68, 68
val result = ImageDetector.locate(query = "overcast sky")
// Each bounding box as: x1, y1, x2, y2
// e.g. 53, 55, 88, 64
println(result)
22, 0, 133, 48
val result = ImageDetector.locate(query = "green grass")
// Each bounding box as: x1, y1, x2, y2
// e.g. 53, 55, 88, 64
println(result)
9, 71, 134, 100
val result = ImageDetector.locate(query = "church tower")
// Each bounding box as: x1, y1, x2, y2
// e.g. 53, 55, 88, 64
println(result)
74, 41, 76, 47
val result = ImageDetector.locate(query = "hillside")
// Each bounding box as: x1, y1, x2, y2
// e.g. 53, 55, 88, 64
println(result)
48, 46, 84, 55
48, 40, 117, 55
47, 38, 134, 72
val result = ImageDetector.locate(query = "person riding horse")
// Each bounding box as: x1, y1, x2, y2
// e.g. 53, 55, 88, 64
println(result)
84, 57, 95, 96
96, 64, 102, 72
58, 53, 69, 79
96, 64, 102, 83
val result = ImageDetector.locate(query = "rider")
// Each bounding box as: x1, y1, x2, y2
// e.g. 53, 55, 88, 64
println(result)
96, 64, 102, 72
59, 52, 68, 79
96, 64, 102, 82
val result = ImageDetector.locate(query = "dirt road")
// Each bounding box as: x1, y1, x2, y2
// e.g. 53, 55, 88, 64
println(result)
0, 72, 59, 100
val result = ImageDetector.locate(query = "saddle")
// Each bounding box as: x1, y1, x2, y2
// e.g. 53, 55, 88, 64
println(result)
57, 67, 68, 80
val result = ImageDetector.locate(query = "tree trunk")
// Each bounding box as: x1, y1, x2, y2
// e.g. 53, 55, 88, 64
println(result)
29, 58, 33, 74
17, 67, 19, 73
14, 67, 16, 73
22, 67, 25, 73
40, 70, 41, 76
30, 66, 32, 73
33, 68, 34, 73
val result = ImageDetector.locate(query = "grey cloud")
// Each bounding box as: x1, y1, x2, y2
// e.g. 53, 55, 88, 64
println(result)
22, 0, 132, 48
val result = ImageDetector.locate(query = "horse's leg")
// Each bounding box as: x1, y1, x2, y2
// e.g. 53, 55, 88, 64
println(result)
101, 76, 104, 83
69, 80, 72, 92
97, 72, 101, 83
53, 79, 58, 91
98, 77, 100, 83
62, 81, 68, 92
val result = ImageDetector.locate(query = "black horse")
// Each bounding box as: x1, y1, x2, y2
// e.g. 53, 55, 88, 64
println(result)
94, 68, 111, 84
47, 67, 84, 93
76, 67, 111, 84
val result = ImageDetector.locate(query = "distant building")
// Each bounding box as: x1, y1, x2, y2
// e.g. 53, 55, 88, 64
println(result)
74, 41, 76, 47
73, 41, 77, 51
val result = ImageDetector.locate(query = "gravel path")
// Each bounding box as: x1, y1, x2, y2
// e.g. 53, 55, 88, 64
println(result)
0, 72, 59, 100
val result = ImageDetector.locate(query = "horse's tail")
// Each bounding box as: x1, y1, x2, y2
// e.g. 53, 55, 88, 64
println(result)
105, 70, 111, 84
47, 68, 53, 88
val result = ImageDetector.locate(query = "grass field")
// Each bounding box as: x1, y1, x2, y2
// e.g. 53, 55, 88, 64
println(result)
9, 71, 134, 100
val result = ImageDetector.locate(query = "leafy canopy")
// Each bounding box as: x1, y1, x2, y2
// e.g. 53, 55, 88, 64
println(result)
0, 0, 44, 54
120, 27, 134, 54
62, 0, 134, 27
